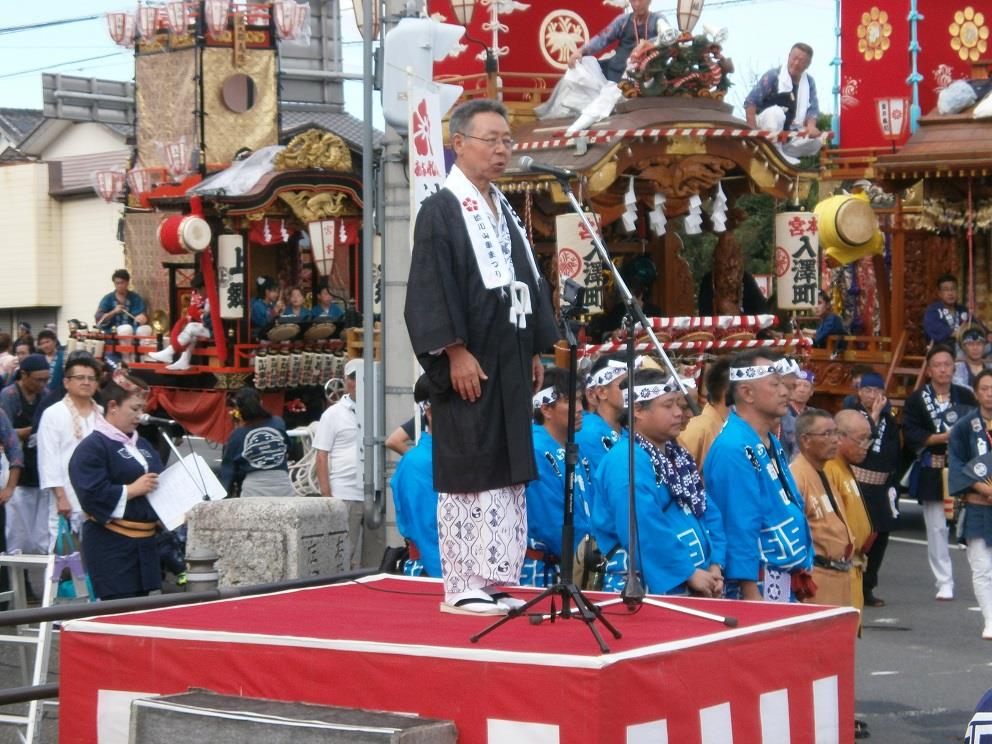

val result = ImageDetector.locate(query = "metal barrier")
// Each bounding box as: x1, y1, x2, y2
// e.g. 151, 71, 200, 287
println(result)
0, 568, 377, 707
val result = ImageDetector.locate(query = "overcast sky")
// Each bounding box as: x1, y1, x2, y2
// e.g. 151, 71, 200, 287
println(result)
0, 0, 836, 122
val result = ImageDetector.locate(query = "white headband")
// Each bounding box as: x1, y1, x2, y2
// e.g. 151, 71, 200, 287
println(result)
729, 364, 778, 382
587, 360, 627, 389
774, 358, 801, 376
679, 377, 697, 390
623, 378, 680, 407
533, 386, 559, 410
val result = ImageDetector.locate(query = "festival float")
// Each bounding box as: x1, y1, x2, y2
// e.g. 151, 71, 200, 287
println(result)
810, 2, 990, 402
429, 0, 818, 383
91, 1, 368, 442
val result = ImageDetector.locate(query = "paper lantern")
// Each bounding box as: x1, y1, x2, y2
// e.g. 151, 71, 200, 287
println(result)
106, 11, 136, 47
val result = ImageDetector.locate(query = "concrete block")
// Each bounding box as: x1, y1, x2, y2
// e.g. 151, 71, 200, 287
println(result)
129, 690, 458, 744
186, 497, 350, 587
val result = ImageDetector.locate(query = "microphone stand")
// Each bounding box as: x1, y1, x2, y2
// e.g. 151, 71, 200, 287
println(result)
471, 299, 622, 652
144, 420, 211, 502
544, 173, 736, 627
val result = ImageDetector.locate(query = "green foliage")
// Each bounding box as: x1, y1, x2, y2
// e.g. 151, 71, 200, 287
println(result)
679, 230, 718, 289
732, 193, 776, 276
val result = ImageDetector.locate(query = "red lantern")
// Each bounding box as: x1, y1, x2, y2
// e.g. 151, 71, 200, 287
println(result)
93, 170, 126, 203
875, 97, 909, 141
204, 0, 230, 36
106, 11, 136, 47
136, 5, 159, 39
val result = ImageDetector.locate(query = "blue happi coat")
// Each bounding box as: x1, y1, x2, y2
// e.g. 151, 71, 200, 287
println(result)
596, 438, 726, 595
68, 430, 164, 600
575, 411, 621, 474
389, 432, 441, 577
703, 412, 813, 582
521, 424, 593, 587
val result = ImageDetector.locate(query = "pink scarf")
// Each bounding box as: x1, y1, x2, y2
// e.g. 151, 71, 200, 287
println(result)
94, 415, 138, 447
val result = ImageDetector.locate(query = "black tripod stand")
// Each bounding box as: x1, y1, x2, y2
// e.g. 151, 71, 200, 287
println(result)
471, 287, 622, 652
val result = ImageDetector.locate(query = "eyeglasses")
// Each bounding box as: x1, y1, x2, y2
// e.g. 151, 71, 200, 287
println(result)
66, 375, 97, 383
805, 430, 840, 439
841, 433, 873, 447
458, 133, 515, 150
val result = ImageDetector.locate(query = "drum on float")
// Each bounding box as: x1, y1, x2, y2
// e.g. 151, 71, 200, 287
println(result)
158, 214, 212, 255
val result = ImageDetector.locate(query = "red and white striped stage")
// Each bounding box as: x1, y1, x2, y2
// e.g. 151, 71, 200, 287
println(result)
59, 575, 859, 743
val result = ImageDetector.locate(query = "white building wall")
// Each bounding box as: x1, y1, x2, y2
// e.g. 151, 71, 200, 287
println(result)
0, 162, 61, 308
58, 198, 125, 331
42, 122, 125, 160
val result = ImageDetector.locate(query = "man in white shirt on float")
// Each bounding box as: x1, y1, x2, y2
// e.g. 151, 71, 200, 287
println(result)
314, 359, 363, 569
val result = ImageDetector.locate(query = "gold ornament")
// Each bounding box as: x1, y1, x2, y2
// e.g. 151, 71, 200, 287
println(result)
857, 7, 892, 61
279, 190, 358, 223
274, 129, 353, 172
950, 6, 989, 62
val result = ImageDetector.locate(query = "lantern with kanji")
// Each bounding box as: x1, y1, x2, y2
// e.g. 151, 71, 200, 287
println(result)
164, 1, 192, 36
106, 11, 136, 47
676, 0, 705, 37
204, 0, 231, 37
126, 167, 159, 196
774, 211, 820, 310
273, 0, 309, 40
93, 170, 126, 203
875, 96, 909, 141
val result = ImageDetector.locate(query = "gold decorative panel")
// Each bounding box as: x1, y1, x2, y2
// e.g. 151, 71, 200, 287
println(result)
202, 47, 278, 165
135, 49, 198, 169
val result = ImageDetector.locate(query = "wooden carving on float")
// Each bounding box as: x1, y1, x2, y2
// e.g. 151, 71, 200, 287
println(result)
663, 232, 697, 316
904, 230, 959, 354
634, 155, 735, 200
712, 232, 744, 315
279, 191, 357, 223
274, 129, 353, 172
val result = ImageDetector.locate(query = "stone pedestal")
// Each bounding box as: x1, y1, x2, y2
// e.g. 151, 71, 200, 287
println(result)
186, 497, 350, 587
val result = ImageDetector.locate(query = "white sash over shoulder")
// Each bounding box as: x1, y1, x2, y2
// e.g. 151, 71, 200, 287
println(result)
444, 165, 541, 328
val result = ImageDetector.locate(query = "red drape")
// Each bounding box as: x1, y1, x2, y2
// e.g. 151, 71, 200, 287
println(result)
146, 388, 233, 444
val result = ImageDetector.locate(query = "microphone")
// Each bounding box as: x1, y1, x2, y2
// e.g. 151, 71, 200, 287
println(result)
139, 414, 182, 428
518, 156, 575, 181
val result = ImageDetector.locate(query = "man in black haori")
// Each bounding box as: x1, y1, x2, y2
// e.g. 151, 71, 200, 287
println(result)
405, 99, 559, 615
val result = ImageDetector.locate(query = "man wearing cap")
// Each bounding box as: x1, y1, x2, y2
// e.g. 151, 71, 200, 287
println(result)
703, 350, 814, 602
596, 368, 725, 596
521, 367, 594, 587
843, 371, 901, 607
790, 408, 853, 608
405, 99, 558, 615
314, 359, 364, 569
948, 369, 992, 639
389, 375, 441, 578
0, 354, 50, 555
577, 355, 626, 475
902, 344, 977, 600
679, 357, 731, 470
954, 327, 991, 391
94, 269, 153, 361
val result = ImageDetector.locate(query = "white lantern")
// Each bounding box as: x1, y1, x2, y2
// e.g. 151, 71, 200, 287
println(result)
106, 11, 136, 47
449, 0, 476, 26
165, 1, 191, 35
676, 0, 705, 36
127, 167, 159, 195
352, 0, 381, 40
94, 170, 126, 203
204, 0, 231, 36
273, 0, 309, 40
136, 4, 159, 40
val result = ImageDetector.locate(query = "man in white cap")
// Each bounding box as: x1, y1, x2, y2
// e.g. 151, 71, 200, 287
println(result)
314, 358, 364, 569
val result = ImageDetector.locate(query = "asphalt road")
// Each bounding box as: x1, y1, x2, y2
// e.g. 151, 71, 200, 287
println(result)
857, 500, 987, 743
0, 493, 983, 742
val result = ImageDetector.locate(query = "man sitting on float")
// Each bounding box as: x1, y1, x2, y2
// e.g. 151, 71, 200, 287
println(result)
743, 42, 823, 161
148, 272, 211, 371
94, 269, 154, 361
250, 276, 284, 340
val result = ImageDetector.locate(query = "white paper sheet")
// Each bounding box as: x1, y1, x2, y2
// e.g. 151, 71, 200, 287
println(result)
146, 454, 226, 530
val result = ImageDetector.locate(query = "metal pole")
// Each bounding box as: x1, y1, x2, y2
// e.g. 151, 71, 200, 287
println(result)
361, 0, 384, 536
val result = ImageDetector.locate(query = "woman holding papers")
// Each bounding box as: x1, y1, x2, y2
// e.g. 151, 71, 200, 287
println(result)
69, 370, 163, 600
